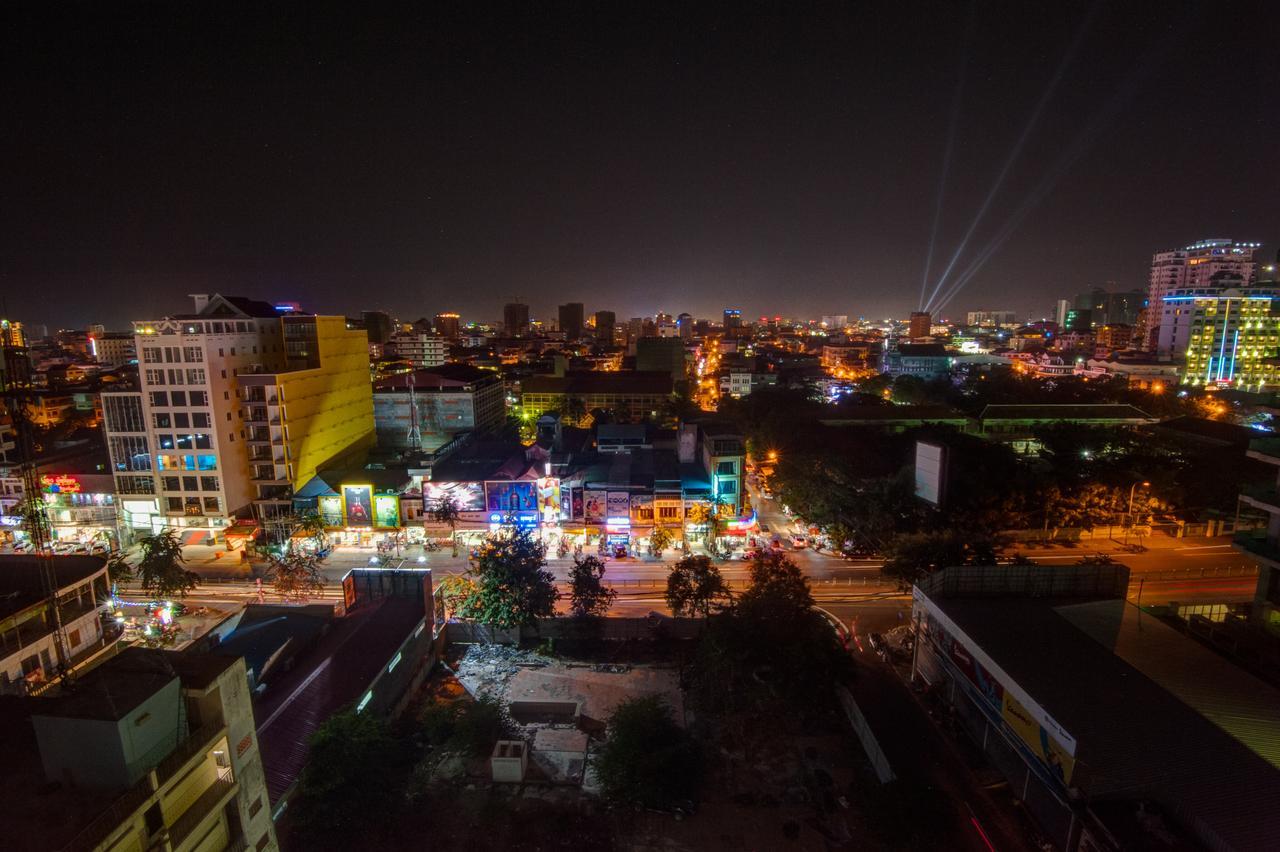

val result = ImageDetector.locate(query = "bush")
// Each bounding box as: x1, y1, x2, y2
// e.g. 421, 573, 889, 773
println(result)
417, 696, 510, 757
594, 696, 701, 808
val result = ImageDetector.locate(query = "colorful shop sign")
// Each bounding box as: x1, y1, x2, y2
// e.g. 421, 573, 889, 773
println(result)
584, 491, 606, 523
422, 481, 484, 512
536, 477, 561, 524
342, 484, 373, 527
606, 492, 630, 525
40, 474, 82, 494
374, 495, 401, 529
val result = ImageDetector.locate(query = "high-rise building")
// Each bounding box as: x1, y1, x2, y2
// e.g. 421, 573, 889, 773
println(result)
821, 315, 849, 330
1073, 287, 1144, 326
723, 309, 742, 332
908, 311, 932, 339
1064, 308, 1093, 332
434, 312, 461, 339
105, 295, 374, 541
1144, 239, 1259, 350
558, 303, 585, 339
90, 331, 137, 367
1170, 281, 1280, 389
386, 331, 446, 368
594, 310, 616, 344
503, 302, 530, 336
1054, 299, 1071, 328
361, 310, 395, 345
966, 310, 1017, 327
0, 319, 25, 348
677, 312, 694, 340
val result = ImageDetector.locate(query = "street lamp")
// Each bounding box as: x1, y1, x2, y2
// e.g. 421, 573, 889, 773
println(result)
1128, 481, 1151, 516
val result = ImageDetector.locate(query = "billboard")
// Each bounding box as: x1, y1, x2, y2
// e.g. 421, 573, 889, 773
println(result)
606, 491, 630, 523
374, 495, 401, 528
914, 441, 946, 506
343, 484, 373, 527
584, 490, 606, 523
318, 495, 342, 526
485, 481, 537, 514
536, 477, 561, 523
422, 481, 484, 512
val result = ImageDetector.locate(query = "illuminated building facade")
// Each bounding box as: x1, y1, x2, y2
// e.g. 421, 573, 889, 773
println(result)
1145, 238, 1259, 351
1168, 286, 1280, 390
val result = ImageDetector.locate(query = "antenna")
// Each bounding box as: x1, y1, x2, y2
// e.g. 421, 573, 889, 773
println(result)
406, 375, 421, 453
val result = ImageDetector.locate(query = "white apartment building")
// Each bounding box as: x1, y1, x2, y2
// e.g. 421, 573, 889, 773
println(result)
387, 331, 446, 368
1146, 239, 1259, 352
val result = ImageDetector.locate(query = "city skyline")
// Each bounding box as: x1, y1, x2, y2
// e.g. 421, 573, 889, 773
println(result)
4, 4, 1278, 328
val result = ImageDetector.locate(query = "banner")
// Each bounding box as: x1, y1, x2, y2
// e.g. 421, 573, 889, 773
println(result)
606, 491, 630, 522
571, 487, 583, 520
318, 495, 342, 526
422, 481, 484, 512
485, 481, 537, 514
343, 485, 373, 527
374, 495, 401, 528
536, 477, 561, 523
584, 491, 606, 523
1002, 692, 1075, 785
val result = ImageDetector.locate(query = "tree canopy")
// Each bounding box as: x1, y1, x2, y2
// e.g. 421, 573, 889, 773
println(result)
454, 524, 559, 628
665, 554, 731, 617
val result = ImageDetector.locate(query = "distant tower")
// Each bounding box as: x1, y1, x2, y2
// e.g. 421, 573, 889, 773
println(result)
558, 303, 585, 339
1144, 238, 1258, 350
503, 301, 530, 336
406, 377, 421, 453
908, 311, 932, 339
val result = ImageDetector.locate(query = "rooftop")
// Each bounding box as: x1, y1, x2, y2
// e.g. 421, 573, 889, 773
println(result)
978, 403, 1155, 422
522, 370, 674, 396
920, 582, 1280, 850
0, 555, 108, 620
30, 647, 179, 722
374, 363, 498, 390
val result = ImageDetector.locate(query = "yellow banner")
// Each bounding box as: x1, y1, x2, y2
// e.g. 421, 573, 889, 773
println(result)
1002, 691, 1075, 786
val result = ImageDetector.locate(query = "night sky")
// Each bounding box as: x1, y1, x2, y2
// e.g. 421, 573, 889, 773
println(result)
4, 2, 1278, 330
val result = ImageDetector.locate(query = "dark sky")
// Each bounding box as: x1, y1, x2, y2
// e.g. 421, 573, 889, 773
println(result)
4, 2, 1279, 330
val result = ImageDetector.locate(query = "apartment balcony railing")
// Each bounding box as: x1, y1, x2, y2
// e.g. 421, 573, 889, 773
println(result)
1247, 437, 1280, 463
1234, 529, 1280, 566
167, 773, 238, 849
1241, 483, 1280, 515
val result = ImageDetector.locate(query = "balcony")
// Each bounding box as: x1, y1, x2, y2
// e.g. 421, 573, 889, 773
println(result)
242, 406, 269, 424
168, 773, 237, 850
251, 467, 289, 485
1247, 437, 1280, 464
1234, 529, 1280, 566
1241, 483, 1280, 515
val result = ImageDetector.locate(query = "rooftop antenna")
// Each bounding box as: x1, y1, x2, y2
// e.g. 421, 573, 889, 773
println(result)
406, 375, 422, 453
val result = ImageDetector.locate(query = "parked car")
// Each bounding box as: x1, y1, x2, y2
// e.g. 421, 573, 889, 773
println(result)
790, 534, 808, 549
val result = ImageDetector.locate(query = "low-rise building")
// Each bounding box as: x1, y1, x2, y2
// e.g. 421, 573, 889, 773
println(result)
373, 364, 505, 451
520, 371, 674, 423
977, 404, 1157, 454
881, 343, 952, 379
386, 331, 447, 368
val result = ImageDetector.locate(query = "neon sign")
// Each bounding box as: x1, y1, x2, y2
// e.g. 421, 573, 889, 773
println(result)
40, 474, 82, 494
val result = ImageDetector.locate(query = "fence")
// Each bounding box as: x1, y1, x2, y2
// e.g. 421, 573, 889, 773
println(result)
834, 685, 896, 783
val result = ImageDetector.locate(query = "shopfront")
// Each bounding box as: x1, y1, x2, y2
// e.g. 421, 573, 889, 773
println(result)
34, 473, 121, 550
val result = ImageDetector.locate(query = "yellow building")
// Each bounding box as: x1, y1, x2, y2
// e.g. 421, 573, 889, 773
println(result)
1168, 287, 1280, 391
241, 315, 375, 523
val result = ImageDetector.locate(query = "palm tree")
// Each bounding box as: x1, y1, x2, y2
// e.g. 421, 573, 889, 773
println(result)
131, 529, 200, 600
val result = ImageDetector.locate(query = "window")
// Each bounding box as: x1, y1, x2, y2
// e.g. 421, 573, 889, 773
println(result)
200, 476, 219, 491
145, 369, 165, 385
719, 479, 736, 495
156, 454, 179, 471
185, 497, 203, 515
164, 346, 180, 363
197, 454, 217, 471
167, 369, 184, 385
152, 412, 171, 428
170, 391, 187, 406
166, 497, 184, 512
203, 496, 220, 513
184, 346, 203, 363
158, 434, 175, 450
186, 368, 206, 384
659, 505, 681, 520
195, 433, 212, 449
176, 434, 193, 449
109, 436, 152, 471
142, 347, 163, 364
163, 476, 181, 491
183, 476, 198, 491
173, 412, 190, 428
188, 391, 208, 406
149, 391, 168, 407
69, 629, 82, 647
192, 412, 211, 428
716, 461, 736, 475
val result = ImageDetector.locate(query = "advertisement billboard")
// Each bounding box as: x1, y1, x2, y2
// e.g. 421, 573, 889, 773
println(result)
318, 495, 342, 526
606, 492, 630, 524
536, 477, 561, 523
485, 481, 537, 514
343, 484, 373, 527
914, 441, 946, 506
422, 481, 484, 512
374, 495, 401, 528
584, 490, 606, 523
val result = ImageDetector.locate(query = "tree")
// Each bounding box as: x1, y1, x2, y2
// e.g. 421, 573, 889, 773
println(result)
428, 493, 462, 556
648, 525, 674, 557
665, 554, 731, 617
567, 554, 617, 618
435, 574, 476, 619
295, 509, 327, 546
132, 529, 200, 600
106, 549, 136, 587
556, 394, 589, 426
293, 711, 403, 846
267, 549, 327, 602
880, 529, 1000, 589
685, 502, 726, 548
593, 696, 701, 809
455, 524, 559, 629
737, 550, 814, 618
